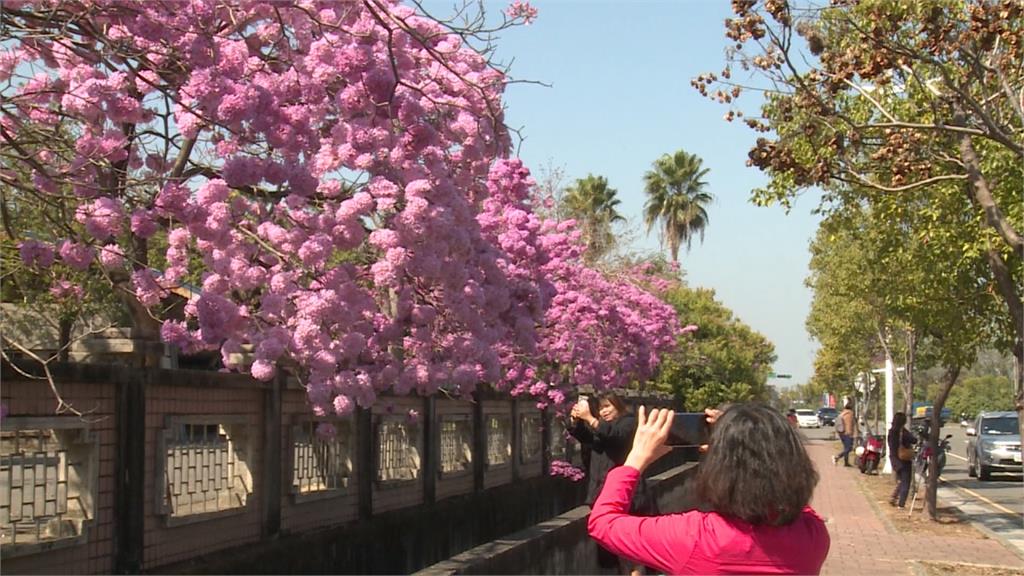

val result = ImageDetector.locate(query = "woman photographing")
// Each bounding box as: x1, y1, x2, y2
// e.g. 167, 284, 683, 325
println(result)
569, 392, 655, 575
588, 403, 830, 575
887, 411, 916, 508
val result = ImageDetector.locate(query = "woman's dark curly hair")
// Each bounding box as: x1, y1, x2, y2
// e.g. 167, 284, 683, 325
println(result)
695, 402, 818, 526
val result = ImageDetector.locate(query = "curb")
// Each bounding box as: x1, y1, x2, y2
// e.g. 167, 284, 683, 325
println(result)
936, 480, 1024, 563
907, 560, 929, 576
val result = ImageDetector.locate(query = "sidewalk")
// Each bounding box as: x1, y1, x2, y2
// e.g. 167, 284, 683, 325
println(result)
806, 439, 1024, 575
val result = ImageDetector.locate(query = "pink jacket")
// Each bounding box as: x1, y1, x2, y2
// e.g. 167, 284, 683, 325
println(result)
588, 466, 830, 575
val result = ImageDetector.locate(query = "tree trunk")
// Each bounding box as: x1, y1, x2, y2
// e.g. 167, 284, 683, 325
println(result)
984, 247, 1024, 344
58, 318, 72, 363
1014, 339, 1024, 443
926, 365, 960, 520
904, 329, 916, 416
959, 136, 1023, 443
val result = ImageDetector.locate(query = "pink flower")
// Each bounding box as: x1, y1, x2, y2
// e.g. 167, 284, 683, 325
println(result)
194, 293, 243, 344
49, 280, 84, 300
58, 241, 94, 270
506, 2, 539, 24
549, 460, 584, 482
18, 240, 55, 268
75, 197, 124, 240
681, 324, 699, 334
222, 156, 265, 188
98, 244, 125, 270
154, 183, 189, 217
130, 209, 159, 238
250, 359, 276, 381
333, 394, 354, 416
160, 319, 193, 350
132, 269, 165, 307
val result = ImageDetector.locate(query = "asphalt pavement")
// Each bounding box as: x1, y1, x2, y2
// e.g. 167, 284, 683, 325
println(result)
941, 424, 1023, 517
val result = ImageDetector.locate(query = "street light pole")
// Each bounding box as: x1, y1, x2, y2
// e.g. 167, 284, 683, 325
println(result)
883, 356, 894, 474
872, 358, 895, 474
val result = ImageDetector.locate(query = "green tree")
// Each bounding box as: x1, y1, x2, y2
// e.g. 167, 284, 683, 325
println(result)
805, 206, 926, 415
945, 375, 1015, 421
697, 0, 1024, 435
563, 174, 625, 262
801, 175, 1001, 517
643, 150, 713, 263
652, 285, 776, 410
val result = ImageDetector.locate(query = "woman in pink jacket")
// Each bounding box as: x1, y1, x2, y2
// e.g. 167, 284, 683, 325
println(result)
588, 403, 830, 575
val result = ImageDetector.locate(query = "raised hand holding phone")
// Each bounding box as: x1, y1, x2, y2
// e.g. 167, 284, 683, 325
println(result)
624, 406, 674, 473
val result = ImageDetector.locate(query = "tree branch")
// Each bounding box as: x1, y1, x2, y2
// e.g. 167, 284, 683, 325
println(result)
957, 129, 1024, 259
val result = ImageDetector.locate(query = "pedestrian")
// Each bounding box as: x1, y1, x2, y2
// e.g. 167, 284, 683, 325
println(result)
786, 408, 798, 428
587, 403, 830, 575
887, 411, 916, 508
570, 392, 656, 576
832, 402, 856, 467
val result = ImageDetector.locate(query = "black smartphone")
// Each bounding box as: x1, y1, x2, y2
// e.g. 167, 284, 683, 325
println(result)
666, 412, 710, 447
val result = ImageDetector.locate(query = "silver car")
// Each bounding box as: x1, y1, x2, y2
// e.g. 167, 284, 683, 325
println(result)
967, 411, 1022, 481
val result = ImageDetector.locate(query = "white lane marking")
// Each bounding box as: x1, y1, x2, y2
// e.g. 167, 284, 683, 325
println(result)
939, 476, 1018, 515
948, 452, 968, 462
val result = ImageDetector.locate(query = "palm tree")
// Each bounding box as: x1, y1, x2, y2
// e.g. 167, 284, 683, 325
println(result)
563, 174, 625, 261
643, 150, 713, 263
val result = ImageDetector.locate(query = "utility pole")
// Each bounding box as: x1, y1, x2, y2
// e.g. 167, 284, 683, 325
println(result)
872, 358, 895, 474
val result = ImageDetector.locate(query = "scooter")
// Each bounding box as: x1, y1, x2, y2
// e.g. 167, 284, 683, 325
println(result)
856, 434, 885, 474
912, 423, 952, 478
908, 428, 954, 515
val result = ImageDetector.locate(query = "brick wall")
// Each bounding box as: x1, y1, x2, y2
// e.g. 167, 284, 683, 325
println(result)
141, 382, 264, 568
1, 362, 678, 574
1, 379, 116, 575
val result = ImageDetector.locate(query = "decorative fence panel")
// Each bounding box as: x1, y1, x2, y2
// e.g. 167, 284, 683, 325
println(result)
0, 362, 677, 574
0, 420, 96, 556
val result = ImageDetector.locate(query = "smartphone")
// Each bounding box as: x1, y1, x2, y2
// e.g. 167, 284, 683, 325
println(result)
666, 412, 710, 447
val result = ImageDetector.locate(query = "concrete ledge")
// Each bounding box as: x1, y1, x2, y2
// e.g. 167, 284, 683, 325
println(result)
416, 462, 699, 575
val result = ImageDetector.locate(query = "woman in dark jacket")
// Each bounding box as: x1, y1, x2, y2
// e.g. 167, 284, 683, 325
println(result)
569, 392, 655, 575
887, 411, 917, 508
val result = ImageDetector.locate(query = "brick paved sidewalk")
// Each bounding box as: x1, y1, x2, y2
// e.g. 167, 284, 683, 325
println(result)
806, 439, 1024, 575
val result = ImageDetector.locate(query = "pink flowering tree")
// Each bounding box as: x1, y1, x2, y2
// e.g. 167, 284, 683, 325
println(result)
481, 160, 679, 410
1, 0, 677, 416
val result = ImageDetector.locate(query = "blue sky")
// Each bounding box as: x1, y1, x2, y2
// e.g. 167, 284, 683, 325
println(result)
491, 1, 823, 386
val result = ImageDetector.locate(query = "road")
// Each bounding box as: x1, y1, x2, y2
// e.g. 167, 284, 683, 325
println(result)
939, 424, 1022, 517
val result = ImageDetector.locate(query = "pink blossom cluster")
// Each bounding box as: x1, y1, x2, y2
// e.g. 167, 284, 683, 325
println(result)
506, 1, 539, 25
3, 1, 680, 416
549, 459, 585, 482
480, 160, 679, 408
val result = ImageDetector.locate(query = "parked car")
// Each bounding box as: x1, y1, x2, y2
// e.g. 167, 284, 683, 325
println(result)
816, 407, 838, 427
795, 409, 820, 428
967, 411, 1022, 481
